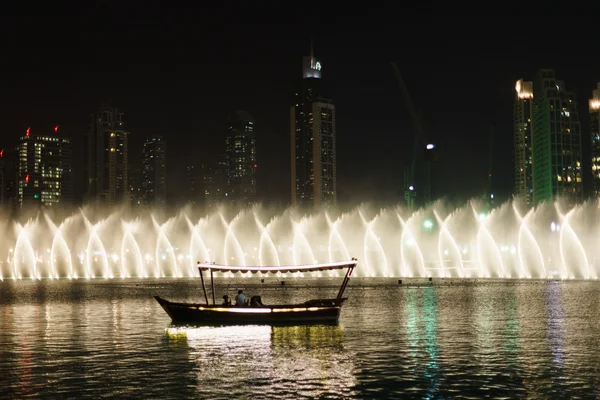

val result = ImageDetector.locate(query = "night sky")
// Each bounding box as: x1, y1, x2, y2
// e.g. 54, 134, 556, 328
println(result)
1, 6, 598, 207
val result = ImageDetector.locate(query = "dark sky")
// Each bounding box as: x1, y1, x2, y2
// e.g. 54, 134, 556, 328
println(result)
1, 6, 598, 207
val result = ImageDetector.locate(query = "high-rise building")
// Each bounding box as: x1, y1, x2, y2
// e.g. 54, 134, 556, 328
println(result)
0, 148, 5, 206
84, 105, 129, 205
0, 148, 17, 210
225, 110, 256, 206
184, 160, 202, 205
531, 69, 582, 205
16, 126, 73, 208
290, 46, 336, 208
514, 79, 534, 204
202, 161, 227, 208
141, 136, 166, 206
589, 83, 600, 195
128, 167, 142, 206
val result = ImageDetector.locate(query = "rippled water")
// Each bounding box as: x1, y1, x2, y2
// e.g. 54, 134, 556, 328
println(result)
1, 278, 600, 399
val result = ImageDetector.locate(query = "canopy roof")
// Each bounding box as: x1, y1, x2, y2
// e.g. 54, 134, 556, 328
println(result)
197, 260, 357, 274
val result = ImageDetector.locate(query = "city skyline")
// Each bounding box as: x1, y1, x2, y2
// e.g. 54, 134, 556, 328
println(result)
2, 9, 600, 207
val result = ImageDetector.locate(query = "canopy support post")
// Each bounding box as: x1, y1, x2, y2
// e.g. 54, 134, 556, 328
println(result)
199, 268, 209, 304
210, 269, 216, 305
337, 266, 354, 299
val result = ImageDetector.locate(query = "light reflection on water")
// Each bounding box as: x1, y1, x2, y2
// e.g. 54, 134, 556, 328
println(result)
164, 324, 357, 398
1, 278, 600, 398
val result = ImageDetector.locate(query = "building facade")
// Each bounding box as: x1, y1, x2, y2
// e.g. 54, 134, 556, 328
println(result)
531, 69, 582, 205
290, 49, 336, 207
514, 79, 534, 204
84, 105, 129, 205
0, 148, 17, 210
184, 161, 202, 205
128, 167, 142, 206
225, 110, 256, 206
590, 83, 600, 196
16, 126, 73, 208
202, 161, 227, 207
0, 149, 4, 206
141, 136, 166, 206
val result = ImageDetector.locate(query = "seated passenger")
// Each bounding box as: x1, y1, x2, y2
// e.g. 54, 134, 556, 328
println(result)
250, 295, 264, 307
235, 290, 246, 306
222, 295, 231, 306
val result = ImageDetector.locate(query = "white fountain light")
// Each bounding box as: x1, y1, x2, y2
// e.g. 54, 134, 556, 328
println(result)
1, 200, 598, 281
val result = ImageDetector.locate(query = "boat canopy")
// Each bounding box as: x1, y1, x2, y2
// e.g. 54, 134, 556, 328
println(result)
197, 259, 357, 274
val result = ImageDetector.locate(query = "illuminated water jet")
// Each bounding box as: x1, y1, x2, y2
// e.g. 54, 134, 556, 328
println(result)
0, 199, 598, 281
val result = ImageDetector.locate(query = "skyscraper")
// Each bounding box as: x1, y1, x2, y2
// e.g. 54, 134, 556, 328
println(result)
225, 110, 256, 206
532, 69, 582, 205
141, 136, 166, 206
84, 105, 129, 205
589, 83, 600, 195
0, 148, 17, 210
290, 46, 336, 208
202, 161, 227, 207
514, 79, 534, 204
16, 126, 73, 208
184, 160, 202, 205
0, 148, 5, 206
128, 167, 142, 206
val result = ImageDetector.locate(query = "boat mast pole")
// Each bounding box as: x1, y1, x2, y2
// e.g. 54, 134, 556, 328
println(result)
199, 266, 209, 304
210, 269, 216, 305
336, 265, 354, 299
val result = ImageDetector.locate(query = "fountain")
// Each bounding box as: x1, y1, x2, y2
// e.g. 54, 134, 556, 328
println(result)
1, 198, 599, 281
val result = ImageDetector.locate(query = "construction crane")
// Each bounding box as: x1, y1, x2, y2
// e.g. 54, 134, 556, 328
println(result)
390, 62, 432, 209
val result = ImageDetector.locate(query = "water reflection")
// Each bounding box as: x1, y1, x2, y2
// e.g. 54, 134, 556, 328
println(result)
545, 282, 565, 369
2, 280, 600, 398
544, 282, 568, 396
421, 288, 441, 399
503, 287, 521, 368
165, 324, 357, 399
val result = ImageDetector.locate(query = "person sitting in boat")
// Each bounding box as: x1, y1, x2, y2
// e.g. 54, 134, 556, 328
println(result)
250, 295, 264, 307
222, 295, 231, 306
235, 290, 247, 306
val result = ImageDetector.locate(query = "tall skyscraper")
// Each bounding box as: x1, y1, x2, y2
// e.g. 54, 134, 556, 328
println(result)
0, 148, 17, 210
531, 69, 582, 205
225, 110, 256, 206
84, 105, 129, 205
514, 79, 534, 204
590, 83, 600, 195
184, 160, 202, 205
16, 126, 73, 208
0, 148, 5, 206
290, 46, 336, 208
141, 136, 166, 206
128, 167, 142, 206
202, 161, 227, 207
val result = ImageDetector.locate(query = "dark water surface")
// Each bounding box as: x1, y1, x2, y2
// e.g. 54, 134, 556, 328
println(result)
1, 279, 600, 399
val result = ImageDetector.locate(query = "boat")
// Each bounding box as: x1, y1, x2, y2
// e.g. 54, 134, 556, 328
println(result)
154, 258, 357, 325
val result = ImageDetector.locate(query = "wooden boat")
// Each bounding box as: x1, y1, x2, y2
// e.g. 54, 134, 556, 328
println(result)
154, 259, 357, 324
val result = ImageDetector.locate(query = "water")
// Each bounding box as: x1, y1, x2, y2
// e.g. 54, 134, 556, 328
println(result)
3, 199, 600, 280
1, 278, 600, 399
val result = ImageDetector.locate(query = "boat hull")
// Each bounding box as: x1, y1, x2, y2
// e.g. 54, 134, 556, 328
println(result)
154, 296, 345, 325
